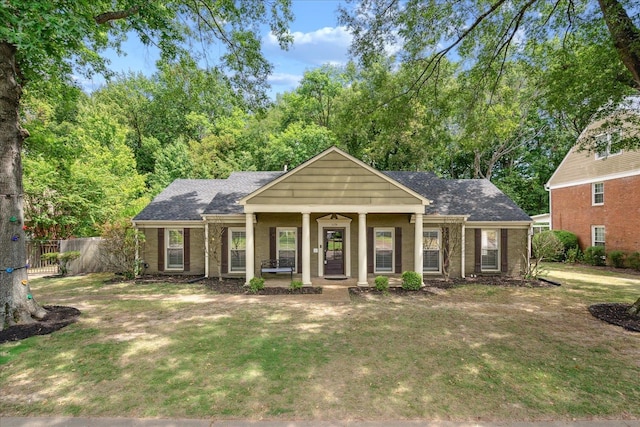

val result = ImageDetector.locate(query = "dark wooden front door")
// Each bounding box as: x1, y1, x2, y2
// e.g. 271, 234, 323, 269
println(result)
324, 228, 345, 276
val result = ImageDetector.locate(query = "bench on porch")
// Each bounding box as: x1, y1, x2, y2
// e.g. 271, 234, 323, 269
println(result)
260, 259, 294, 279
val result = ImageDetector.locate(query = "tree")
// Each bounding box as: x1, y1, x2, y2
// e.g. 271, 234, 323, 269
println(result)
0, 0, 293, 329
340, 0, 640, 148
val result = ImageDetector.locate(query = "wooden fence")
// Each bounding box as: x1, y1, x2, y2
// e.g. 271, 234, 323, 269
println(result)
26, 238, 106, 275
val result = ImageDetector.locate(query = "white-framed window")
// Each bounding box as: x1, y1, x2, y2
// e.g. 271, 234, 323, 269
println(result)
423, 229, 441, 273
592, 226, 605, 247
595, 132, 622, 160
481, 229, 500, 271
592, 182, 604, 205
277, 228, 297, 269
229, 228, 246, 272
374, 228, 394, 273
166, 229, 184, 270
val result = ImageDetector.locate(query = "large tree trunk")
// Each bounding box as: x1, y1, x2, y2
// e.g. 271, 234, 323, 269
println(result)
0, 41, 47, 330
598, 0, 640, 89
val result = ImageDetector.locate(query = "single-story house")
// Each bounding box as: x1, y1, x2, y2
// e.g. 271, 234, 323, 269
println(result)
133, 146, 532, 285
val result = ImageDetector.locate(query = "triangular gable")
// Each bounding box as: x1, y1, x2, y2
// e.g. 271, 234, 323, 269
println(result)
239, 146, 430, 207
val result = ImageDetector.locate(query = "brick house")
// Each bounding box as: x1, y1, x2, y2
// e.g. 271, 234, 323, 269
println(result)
546, 102, 640, 252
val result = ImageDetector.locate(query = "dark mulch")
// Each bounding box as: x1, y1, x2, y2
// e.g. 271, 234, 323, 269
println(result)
0, 306, 81, 344
589, 303, 640, 332
201, 278, 322, 295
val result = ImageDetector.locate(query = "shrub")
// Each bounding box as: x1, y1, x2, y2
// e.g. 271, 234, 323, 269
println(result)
99, 220, 146, 279
551, 230, 579, 261
401, 271, 422, 290
248, 277, 265, 293
607, 250, 626, 268
290, 280, 303, 290
42, 251, 81, 276
584, 246, 606, 266
627, 252, 640, 271
565, 247, 582, 264
374, 276, 389, 292
532, 231, 564, 261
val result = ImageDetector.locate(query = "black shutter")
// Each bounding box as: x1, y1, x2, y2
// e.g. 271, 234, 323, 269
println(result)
269, 227, 276, 261
395, 227, 402, 273
367, 227, 374, 273
501, 229, 508, 273
221, 227, 228, 274
158, 229, 165, 272
183, 228, 190, 272
297, 227, 302, 273
474, 229, 481, 273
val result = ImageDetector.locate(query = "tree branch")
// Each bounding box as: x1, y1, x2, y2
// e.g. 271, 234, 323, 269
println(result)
94, 6, 141, 25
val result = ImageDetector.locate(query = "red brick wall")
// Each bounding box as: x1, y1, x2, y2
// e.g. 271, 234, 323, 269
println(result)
551, 175, 640, 252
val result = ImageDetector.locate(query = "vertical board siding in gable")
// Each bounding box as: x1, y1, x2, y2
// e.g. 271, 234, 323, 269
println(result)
184, 228, 190, 272
395, 227, 402, 273
158, 228, 165, 272
500, 229, 508, 273
221, 227, 228, 274
474, 229, 481, 273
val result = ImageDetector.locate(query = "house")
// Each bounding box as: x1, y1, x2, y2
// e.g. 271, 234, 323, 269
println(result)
133, 147, 532, 285
531, 213, 550, 235
546, 99, 640, 252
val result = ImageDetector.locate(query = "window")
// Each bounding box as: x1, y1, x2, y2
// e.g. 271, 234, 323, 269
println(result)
277, 228, 297, 269
166, 229, 184, 269
595, 132, 622, 159
229, 228, 246, 272
592, 182, 604, 205
592, 226, 605, 247
481, 229, 499, 271
374, 228, 394, 273
423, 229, 441, 272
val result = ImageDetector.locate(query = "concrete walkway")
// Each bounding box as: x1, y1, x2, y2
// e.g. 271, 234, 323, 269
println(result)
1, 417, 639, 427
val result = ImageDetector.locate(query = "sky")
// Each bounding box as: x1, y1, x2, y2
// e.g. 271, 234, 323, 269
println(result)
82, 0, 352, 98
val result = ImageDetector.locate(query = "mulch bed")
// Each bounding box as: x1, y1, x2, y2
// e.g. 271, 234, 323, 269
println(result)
589, 303, 640, 332
0, 306, 81, 344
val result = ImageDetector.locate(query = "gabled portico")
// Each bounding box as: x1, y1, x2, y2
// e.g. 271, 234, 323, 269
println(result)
238, 147, 430, 286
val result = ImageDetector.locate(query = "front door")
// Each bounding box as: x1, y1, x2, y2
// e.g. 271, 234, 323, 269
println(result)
324, 228, 345, 276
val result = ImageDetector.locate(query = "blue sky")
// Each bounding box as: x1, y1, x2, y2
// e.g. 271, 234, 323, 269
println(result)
82, 0, 351, 98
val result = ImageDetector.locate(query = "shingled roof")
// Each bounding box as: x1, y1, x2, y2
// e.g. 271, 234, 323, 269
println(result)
134, 170, 530, 222
385, 171, 532, 222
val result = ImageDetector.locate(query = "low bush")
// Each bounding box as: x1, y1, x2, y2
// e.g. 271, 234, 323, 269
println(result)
551, 230, 579, 261
247, 277, 265, 293
290, 280, 303, 290
627, 252, 640, 271
565, 247, 582, 264
584, 246, 606, 266
607, 250, 626, 268
401, 271, 422, 290
374, 276, 389, 292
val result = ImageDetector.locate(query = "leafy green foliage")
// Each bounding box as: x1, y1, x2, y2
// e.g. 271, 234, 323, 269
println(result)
607, 251, 626, 268
247, 277, 265, 293
584, 246, 606, 266
628, 252, 640, 271
99, 220, 146, 280
42, 251, 81, 276
565, 247, 582, 264
552, 230, 580, 261
374, 276, 389, 292
401, 271, 422, 291
290, 280, 303, 291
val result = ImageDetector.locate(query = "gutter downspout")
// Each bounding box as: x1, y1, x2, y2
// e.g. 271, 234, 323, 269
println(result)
204, 221, 209, 278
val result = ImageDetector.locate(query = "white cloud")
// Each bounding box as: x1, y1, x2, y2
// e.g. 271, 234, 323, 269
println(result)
268, 72, 303, 87
265, 26, 352, 67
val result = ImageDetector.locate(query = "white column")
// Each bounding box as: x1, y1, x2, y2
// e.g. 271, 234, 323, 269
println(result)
358, 212, 368, 286
414, 213, 424, 284
204, 222, 209, 278
461, 222, 466, 278
302, 212, 311, 285
245, 213, 254, 285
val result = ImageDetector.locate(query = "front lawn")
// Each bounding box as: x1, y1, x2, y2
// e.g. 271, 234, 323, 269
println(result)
0, 264, 638, 421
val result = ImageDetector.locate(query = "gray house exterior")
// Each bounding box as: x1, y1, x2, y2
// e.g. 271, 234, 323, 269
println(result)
133, 147, 532, 285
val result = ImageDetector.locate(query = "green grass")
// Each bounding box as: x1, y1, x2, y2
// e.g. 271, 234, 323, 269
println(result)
0, 265, 638, 421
